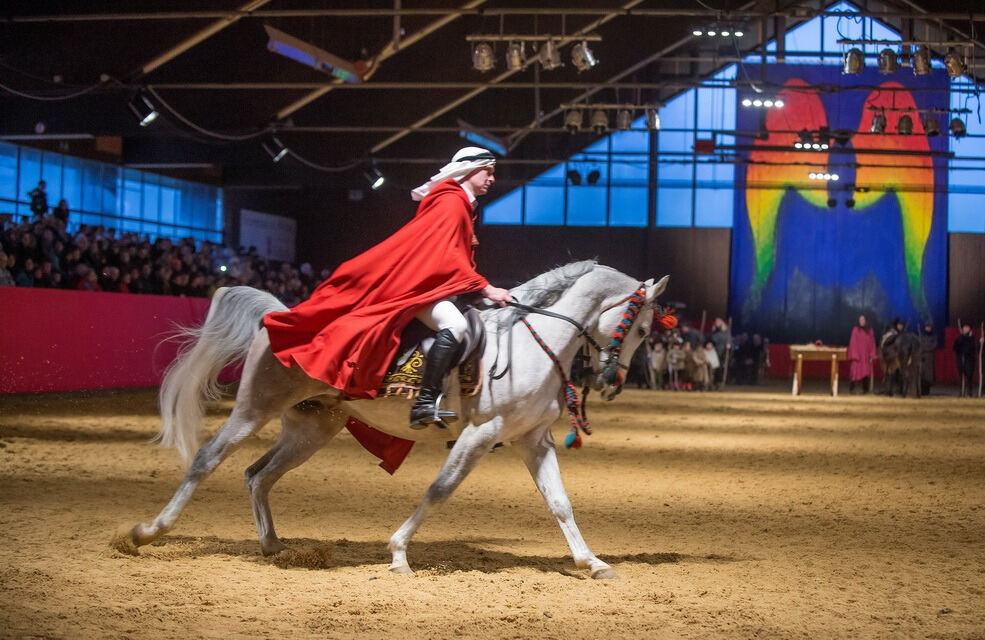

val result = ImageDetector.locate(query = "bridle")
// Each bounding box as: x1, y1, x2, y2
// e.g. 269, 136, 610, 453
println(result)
487, 283, 653, 449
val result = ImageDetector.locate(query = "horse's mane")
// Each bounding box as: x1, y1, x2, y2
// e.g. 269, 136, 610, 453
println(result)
486, 259, 598, 329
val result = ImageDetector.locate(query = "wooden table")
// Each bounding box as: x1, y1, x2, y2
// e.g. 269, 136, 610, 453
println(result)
789, 345, 848, 396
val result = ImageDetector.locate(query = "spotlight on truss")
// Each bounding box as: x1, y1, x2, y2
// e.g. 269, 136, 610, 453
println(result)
944, 48, 967, 78
128, 91, 159, 127
590, 110, 608, 134
923, 115, 941, 137
645, 109, 660, 131
505, 42, 525, 71
871, 111, 887, 134
897, 114, 914, 135
264, 24, 362, 83
878, 48, 899, 74
539, 39, 562, 70
364, 166, 385, 190
616, 109, 633, 130
566, 169, 582, 186
586, 169, 601, 185
564, 109, 584, 133
262, 136, 289, 163
950, 118, 967, 138
912, 45, 931, 75
843, 48, 864, 74
794, 129, 812, 149
571, 41, 598, 72
472, 42, 495, 72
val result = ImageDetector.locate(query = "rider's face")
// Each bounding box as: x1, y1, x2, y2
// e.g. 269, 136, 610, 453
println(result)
464, 166, 495, 196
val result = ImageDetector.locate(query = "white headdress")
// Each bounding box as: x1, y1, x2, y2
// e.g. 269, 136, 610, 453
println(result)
411, 146, 496, 201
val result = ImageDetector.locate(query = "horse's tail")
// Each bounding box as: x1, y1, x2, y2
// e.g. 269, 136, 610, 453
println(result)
156, 286, 288, 464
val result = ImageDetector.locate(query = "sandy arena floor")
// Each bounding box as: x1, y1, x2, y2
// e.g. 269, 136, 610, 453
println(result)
1, 385, 984, 639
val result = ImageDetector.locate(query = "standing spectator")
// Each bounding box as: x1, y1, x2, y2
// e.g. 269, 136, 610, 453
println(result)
953, 323, 977, 397
847, 314, 878, 394
0, 249, 14, 286
667, 342, 685, 390
51, 199, 70, 227
918, 323, 936, 396
687, 341, 710, 390
680, 322, 704, 349
28, 180, 48, 218
709, 317, 731, 387
14, 257, 36, 287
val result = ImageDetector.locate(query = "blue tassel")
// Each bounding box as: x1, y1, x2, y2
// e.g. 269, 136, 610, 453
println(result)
564, 431, 578, 449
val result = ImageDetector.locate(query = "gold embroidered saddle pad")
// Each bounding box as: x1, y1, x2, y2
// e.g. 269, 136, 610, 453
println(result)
379, 307, 485, 399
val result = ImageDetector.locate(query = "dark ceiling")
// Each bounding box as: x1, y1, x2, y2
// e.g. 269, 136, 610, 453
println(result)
2, 0, 983, 191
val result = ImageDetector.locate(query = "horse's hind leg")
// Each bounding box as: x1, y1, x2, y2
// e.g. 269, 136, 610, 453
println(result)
246, 399, 347, 555
514, 426, 618, 580
388, 417, 502, 574
129, 343, 317, 549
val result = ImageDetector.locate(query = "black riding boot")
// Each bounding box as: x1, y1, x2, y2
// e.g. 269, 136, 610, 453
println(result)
409, 328, 461, 429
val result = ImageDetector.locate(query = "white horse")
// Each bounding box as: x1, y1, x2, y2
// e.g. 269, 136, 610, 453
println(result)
123, 261, 668, 579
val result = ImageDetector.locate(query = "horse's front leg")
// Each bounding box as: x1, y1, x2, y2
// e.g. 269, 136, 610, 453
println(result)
514, 426, 618, 579
388, 417, 502, 574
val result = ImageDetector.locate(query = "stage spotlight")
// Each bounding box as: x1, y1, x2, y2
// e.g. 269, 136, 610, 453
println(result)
741, 98, 753, 107
571, 41, 598, 72
692, 29, 703, 36
505, 42, 525, 71
586, 169, 601, 185
827, 198, 837, 208
706, 30, 717, 36
616, 109, 633, 130
734, 29, 744, 37
590, 109, 609, 134
539, 39, 562, 70
950, 118, 967, 138
878, 48, 899, 74
897, 114, 914, 135
262, 136, 289, 163
912, 45, 931, 75
831, 173, 839, 181
128, 91, 159, 127
843, 48, 864, 74
871, 111, 887, 134
923, 115, 941, 137
564, 109, 584, 133
645, 109, 661, 131
808, 172, 817, 179
945, 49, 967, 78
845, 198, 856, 208
719, 29, 730, 37
364, 167, 385, 190
566, 169, 582, 186
472, 42, 495, 72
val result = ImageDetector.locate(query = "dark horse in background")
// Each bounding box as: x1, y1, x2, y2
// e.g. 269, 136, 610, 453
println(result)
881, 332, 922, 398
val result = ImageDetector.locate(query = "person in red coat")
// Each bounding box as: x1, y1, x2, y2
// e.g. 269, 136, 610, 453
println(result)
262, 147, 511, 428
847, 314, 877, 394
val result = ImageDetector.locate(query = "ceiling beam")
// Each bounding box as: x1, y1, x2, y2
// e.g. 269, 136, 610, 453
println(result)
135, 0, 271, 78
274, 0, 487, 120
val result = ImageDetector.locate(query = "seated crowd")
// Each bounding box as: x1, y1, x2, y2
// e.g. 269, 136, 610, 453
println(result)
0, 212, 330, 307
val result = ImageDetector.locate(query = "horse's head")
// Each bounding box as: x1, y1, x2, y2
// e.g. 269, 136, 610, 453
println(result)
593, 275, 670, 401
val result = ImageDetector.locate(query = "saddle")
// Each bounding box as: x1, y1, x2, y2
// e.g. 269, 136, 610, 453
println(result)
378, 306, 486, 399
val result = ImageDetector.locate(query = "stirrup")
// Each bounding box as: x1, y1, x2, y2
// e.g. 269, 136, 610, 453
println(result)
409, 392, 457, 430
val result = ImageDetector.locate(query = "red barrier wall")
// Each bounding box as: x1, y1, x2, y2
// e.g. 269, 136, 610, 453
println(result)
766, 327, 981, 384
1, 288, 210, 394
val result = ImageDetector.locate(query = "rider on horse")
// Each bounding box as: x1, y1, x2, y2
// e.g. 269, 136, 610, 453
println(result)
262, 147, 511, 428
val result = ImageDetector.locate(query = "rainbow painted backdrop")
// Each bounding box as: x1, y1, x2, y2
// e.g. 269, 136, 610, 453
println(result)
729, 64, 948, 343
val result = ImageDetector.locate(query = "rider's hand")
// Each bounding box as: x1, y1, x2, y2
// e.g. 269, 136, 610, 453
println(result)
481, 285, 511, 307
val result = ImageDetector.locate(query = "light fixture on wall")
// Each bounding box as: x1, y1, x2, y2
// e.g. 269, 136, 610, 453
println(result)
808, 171, 840, 181
262, 136, 289, 162
472, 42, 495, 72
897, 114, 914, 135
128, 91, 159, 127
741, 96, 784, 108
692, 24, 744, 37
923, 115, 941, 136
878, 48, 899, 74
843, 48, 865, 74
571, 41, 598, 72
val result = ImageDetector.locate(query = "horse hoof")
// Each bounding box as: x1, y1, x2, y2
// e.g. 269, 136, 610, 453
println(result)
109, 525, 141, 555
389, 564, 414, 575
261, 541, 287, 556
590, 567, 620, 580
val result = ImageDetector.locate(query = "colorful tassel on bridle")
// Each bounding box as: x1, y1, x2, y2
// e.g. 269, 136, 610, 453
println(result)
600, 286, 647, 385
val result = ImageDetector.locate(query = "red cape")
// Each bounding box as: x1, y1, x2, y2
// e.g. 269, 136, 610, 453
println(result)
263, 179, 489, 398
847, 326, 877, 381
